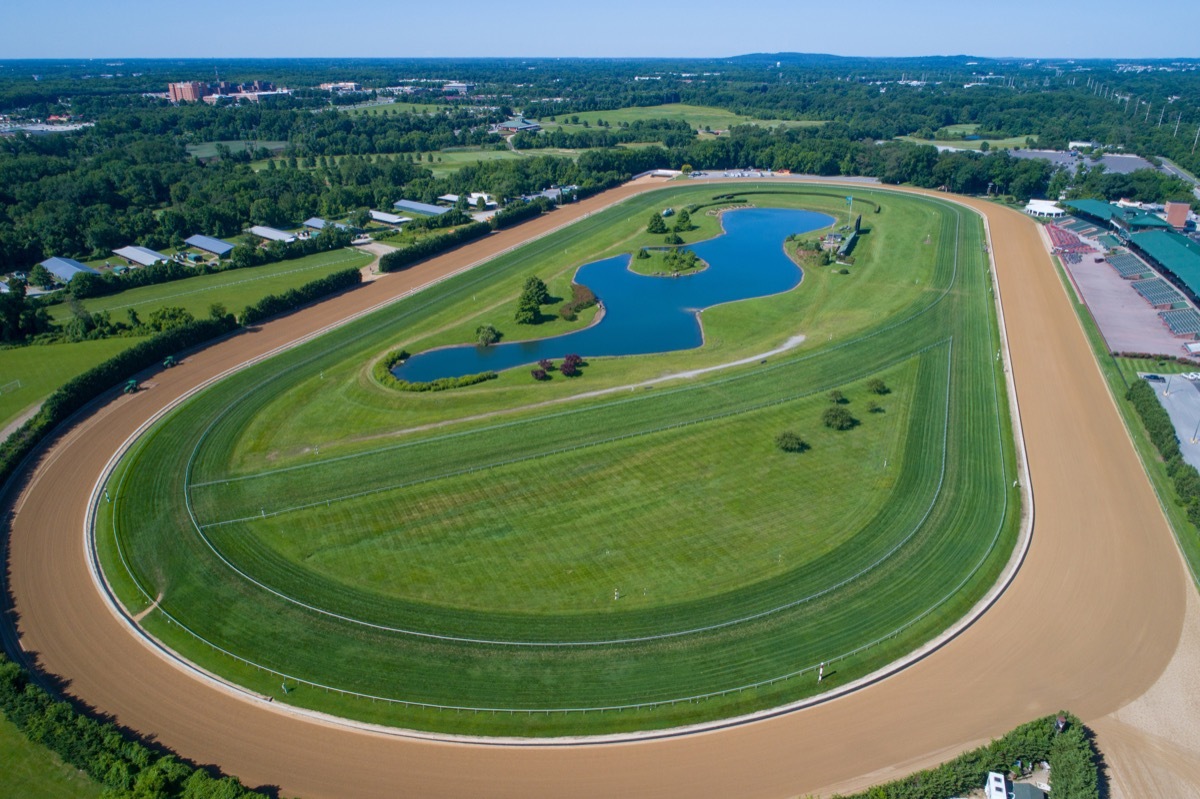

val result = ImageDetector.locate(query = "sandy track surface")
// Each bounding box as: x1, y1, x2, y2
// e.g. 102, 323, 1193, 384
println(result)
3, 180, 1194, 798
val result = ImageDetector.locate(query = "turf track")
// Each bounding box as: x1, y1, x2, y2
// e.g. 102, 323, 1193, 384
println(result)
93, 185, 1019, 733
5, 179, 1191, 797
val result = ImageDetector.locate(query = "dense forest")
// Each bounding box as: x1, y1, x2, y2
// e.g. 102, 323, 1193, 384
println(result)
1, 55, 1197, 273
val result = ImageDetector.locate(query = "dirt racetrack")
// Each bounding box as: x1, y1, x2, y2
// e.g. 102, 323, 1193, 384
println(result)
3, 179, 1195, 798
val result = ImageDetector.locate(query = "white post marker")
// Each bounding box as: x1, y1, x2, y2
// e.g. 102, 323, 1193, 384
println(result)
818, 662, 825, 683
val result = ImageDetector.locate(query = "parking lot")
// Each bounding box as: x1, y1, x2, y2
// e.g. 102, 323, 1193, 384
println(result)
1145, 371, 1200, 471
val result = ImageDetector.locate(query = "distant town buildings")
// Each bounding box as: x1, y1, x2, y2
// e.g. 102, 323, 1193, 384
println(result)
319, 82, 361, 93
167, 80, 288, 104
443, 82, 474, 95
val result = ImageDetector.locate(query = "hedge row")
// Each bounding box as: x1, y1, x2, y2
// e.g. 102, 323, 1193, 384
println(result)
490, 197, 555, 230
238, 267, 362, 326
1126, 379, 1200, 528
373, 351, 497, 392
377, 222, 492, 273
834, 712, 1099, 799
0, 655, 276, 799
0, 315, 238, 492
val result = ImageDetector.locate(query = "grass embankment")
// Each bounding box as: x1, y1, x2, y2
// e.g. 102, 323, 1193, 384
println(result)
98, 186, 1017, 735
1046, 254, 1200, 584
0, 715, 100, 799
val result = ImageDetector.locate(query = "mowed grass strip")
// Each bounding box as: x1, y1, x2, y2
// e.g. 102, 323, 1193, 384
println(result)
47, 249, 373, 324
97, 188, 1017, 734
201, 361, 920, 619
0, 336, 151, 431
0, 715, 100, 799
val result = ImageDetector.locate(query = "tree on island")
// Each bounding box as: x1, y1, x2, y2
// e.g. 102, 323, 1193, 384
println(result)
515, 276, 550, 325
673, 209, 692, 232
476, 324, 500, 346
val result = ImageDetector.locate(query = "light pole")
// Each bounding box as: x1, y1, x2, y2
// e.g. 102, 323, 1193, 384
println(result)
1164, 374, 1173, 396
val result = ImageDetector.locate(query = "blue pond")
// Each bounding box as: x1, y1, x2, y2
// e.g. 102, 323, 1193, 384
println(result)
393, 207, 833, 383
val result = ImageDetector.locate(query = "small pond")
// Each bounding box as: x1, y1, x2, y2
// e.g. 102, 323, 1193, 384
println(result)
392, 207, 834, 383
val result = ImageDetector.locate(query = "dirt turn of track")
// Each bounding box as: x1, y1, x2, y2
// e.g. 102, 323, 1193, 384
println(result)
3, 181, 1192, 798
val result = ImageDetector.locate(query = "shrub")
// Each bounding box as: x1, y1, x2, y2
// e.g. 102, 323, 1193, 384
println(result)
476, 324, 500, 346
560, 361, 579, 377
867, 378, 890, 395
833, 712, 1099, 799
636, 247, 651, 260
491, 197, 554, 230
0, 640, 269, 797
664, 233, 683, 245
239, 268, 361, 326
775, 431, 809, 452
822, 405, 857, 430
828, 389, 846, 404
559, 283, 597, 321
537, 359, 554, 370
0, 315, 238, 493
562, 353, 583, 369
377, 222, 491, 273
531, 368, 549, 381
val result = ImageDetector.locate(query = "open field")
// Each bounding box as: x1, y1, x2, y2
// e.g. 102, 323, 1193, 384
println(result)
897, 124, 1036, 151
0, 715, 100, 799
46, 249, 373, 325
185, 140, 288, 159
93, 182, 1018, 735
4, 178, 1195, 798
542, 103, 824, 132
341, 101, 463, 116
0, 336, 150, 432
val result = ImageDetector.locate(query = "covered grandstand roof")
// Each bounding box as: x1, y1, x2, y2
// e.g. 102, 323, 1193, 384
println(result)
1065, 199, 1120, 222
184, 234, 234, 256
393, 199, 450, 216
39, 256, 100, 283
1131, 230, 1200, 297
113, 245, 168, 266
1065, 199, 1173, 232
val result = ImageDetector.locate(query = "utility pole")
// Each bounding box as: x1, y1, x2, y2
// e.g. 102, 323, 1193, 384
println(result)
1193, 124, 1200, 155
1175, 112, 1182, 137
1159, 107, 1166, 127
1145, 102, 1151, 123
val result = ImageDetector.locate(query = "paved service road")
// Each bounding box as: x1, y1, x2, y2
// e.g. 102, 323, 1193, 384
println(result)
3, 179, 1196, 798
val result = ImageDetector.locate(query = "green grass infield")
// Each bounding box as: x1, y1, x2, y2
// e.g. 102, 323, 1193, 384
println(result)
95, 183, 1019, 736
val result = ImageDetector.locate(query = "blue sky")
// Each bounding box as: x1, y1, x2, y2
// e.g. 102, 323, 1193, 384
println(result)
2, 0, 1196, 60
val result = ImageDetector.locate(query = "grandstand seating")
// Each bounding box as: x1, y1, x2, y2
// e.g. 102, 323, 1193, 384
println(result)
1099, 234, 1122, 250
1160, 308, 1200, 338
1132, 278, 1186, 308
1047, 225, 1097, 266
1107, 251, 1154, 279
1059, 217, 1105, 237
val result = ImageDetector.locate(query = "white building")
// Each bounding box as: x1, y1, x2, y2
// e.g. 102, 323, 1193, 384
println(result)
369, 210, 410, 226
248, 226, 296, 243
1024, 199, 1065, 218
